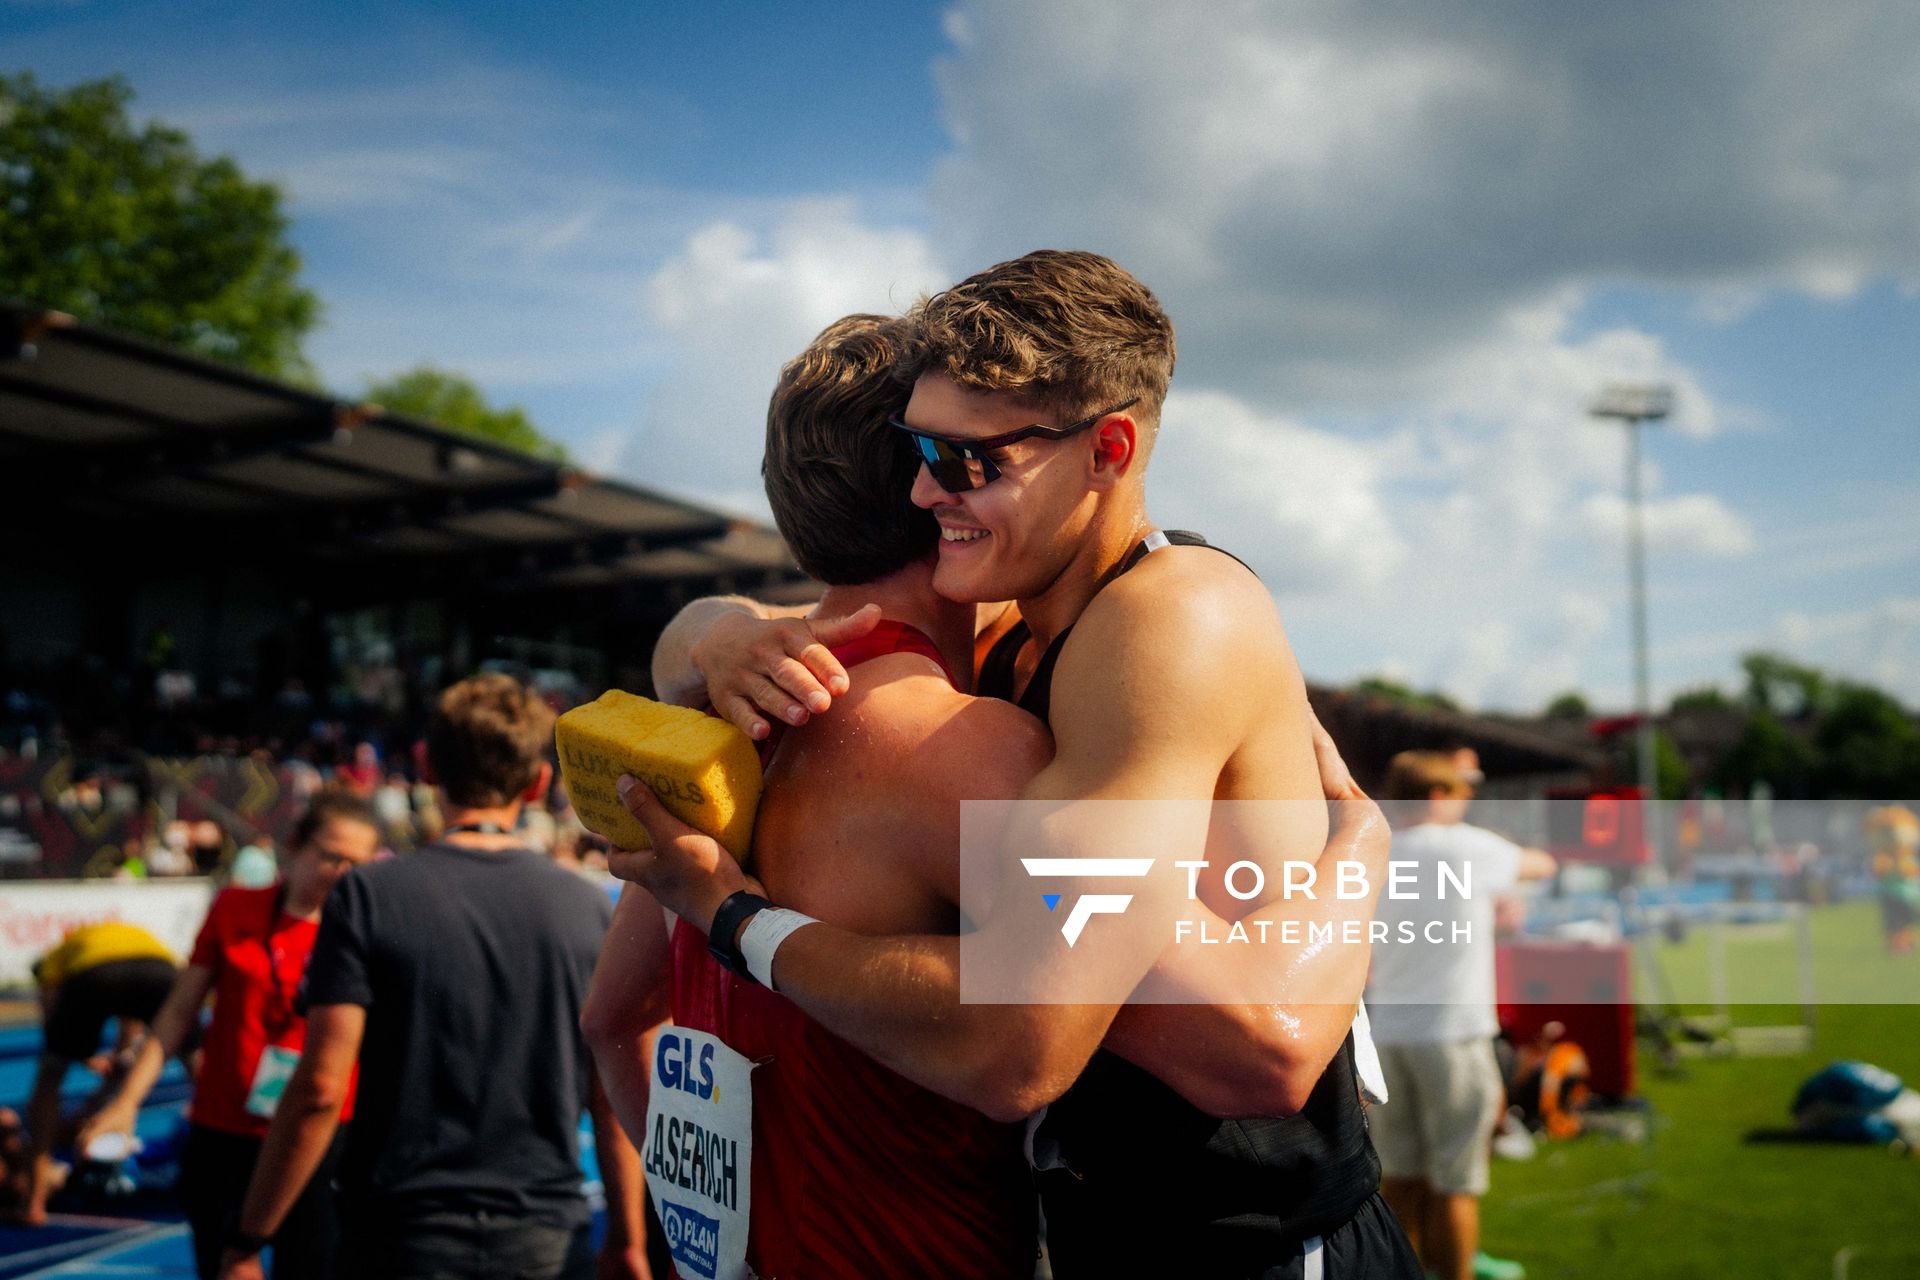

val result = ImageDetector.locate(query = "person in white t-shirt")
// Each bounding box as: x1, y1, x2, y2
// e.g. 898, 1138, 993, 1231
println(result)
1367, 751, 1556, 1280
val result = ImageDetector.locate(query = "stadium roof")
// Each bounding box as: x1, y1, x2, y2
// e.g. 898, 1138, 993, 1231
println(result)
0, 304, 818, 607
1307, 684, 1605, 785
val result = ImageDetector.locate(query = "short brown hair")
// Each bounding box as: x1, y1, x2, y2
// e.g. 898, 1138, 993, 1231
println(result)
763, 314, 935, 585
289, 787, 379, 849
426, 673, 555, 808
895, 249, 1177, 428
1384, 751, 1468, 801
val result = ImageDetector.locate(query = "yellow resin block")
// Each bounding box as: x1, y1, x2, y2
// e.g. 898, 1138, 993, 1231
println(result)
555, 691, 761, 858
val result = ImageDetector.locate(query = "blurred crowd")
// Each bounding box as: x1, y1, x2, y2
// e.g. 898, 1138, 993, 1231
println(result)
1, 649, 609, 882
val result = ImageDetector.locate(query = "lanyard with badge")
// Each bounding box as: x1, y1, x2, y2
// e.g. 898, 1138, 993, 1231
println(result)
244, 888, 303, 1119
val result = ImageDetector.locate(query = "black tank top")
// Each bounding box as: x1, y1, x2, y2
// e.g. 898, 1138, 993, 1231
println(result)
979, 530, 1382, 1275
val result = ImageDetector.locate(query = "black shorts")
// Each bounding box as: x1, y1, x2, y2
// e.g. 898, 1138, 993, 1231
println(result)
43, 957, 179, 1061
1266, 1193, 1423, 1280
1044, 1190, 1421, 1280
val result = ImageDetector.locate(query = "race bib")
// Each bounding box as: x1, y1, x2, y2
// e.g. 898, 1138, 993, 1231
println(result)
643, 1027, 755, 1280
245, 1044, 301, 1119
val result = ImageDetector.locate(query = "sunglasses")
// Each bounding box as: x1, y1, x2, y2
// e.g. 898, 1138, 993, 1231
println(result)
888, 398, 1140, 492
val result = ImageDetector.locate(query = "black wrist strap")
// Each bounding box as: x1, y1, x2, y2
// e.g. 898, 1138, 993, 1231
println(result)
228, 1229, 270, 1257
708, 891, 774, 984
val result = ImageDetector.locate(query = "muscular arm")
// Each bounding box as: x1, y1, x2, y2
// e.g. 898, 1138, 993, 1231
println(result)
618, 556, 1382, 1120
588, 1063, 651, 1279
649, 596, 876, 737
649, 593, 1015, 735
1518, 847, 1558, 881
651, 596, 789, 708
230, 1004, 363, 1247
78, 964, 216, 1152
581, 884, 673, 1146
1104, 794, 1389, 1116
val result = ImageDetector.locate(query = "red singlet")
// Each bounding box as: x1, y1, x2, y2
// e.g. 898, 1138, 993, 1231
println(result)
669, 620, 1035, 1279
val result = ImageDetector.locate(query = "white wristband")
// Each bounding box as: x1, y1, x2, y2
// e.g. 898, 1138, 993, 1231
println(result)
739, 907, 820, 991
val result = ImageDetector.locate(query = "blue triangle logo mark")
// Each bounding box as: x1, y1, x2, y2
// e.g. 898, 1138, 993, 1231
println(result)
1042, 894, 1062, 912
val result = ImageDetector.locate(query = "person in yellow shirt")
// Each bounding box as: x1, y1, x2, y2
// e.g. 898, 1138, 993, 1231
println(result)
1866, 806, 1920, 956
9, 921, 192, 1225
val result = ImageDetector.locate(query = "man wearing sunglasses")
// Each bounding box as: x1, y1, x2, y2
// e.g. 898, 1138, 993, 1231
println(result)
617, 251, 1419, 1278
584, 315, 1049, 1279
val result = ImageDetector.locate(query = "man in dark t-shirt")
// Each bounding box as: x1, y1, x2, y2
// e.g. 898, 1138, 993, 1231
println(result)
219, 676, 646, 1280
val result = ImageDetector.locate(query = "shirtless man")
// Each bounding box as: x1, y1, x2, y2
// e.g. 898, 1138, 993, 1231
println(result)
585, 315, 1048, 1278
616, 252, 1420, 1278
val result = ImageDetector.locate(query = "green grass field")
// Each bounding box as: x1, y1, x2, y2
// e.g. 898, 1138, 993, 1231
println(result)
1481, 903, 1920, 1279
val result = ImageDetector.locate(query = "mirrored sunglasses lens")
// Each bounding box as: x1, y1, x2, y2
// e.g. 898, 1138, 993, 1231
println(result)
914, 436, 988, 491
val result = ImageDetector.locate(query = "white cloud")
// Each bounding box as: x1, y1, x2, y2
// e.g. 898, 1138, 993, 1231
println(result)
1750, 504, 1920, 583
613, 201, 948, 515
931, 0, 1920, 403
1581, 493, 1756, 558
16, 1, 1906, 717
1653, 598, 1920, 707
1775, 597, 1920, 702
1151, 390, 1405, 593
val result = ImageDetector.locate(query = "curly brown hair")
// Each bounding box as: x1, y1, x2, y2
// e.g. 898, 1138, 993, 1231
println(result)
426, 673, 555, 808
895, 249, 1177, 428
763, 314, 936, 585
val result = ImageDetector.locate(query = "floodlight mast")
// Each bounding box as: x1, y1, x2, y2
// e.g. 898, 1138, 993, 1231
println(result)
1591, 383, 1673, 861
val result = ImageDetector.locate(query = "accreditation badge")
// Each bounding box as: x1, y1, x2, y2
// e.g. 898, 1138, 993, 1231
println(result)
642, 1027, 755, 1280
244, 1044, 302, 1119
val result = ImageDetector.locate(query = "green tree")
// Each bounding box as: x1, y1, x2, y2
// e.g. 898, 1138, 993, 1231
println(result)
1625, 728, 1693, 800
0, 73, 318, 378
365, 366, 569, 463
1353, 676, 1462, 714
1669, 685, 1736, 714
1544, 691, 1592, 719
1813, 683, 1920, 798
1740, 652, 1827, 719
1715, 712, 1818, 797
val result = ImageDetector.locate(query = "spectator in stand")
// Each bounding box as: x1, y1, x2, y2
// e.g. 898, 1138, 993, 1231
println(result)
407, 740, 444, 843
1368, 752, 1557, 1280
336, 742, 380, 796
546, 812, 589, 875
370, 772, 412, 849
78, 790, 378, 1278
191, 821, 227, 873
283, 743, 324, 802
147, 826, 196, 877
10, 921, 186, 1226
230, 840, 280, 889
515, 804, 557, 856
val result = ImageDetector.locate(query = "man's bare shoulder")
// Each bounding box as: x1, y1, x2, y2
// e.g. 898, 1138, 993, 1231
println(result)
1073, 543, 1286, 674
1045, 543, 1307, 782
834, 654, 1051, 800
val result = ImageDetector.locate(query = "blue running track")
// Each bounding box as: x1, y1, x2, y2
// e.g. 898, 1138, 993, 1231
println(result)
1, 1022, 608, 1279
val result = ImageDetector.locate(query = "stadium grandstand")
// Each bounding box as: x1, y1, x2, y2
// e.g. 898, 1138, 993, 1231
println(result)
0, 304, 817, 879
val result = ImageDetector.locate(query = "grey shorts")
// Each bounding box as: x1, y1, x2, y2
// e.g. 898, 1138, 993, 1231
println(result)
1370, 1037, 1505, 1195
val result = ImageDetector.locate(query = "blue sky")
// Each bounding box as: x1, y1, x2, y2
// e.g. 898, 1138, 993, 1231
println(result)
7, 0, 1919, 711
